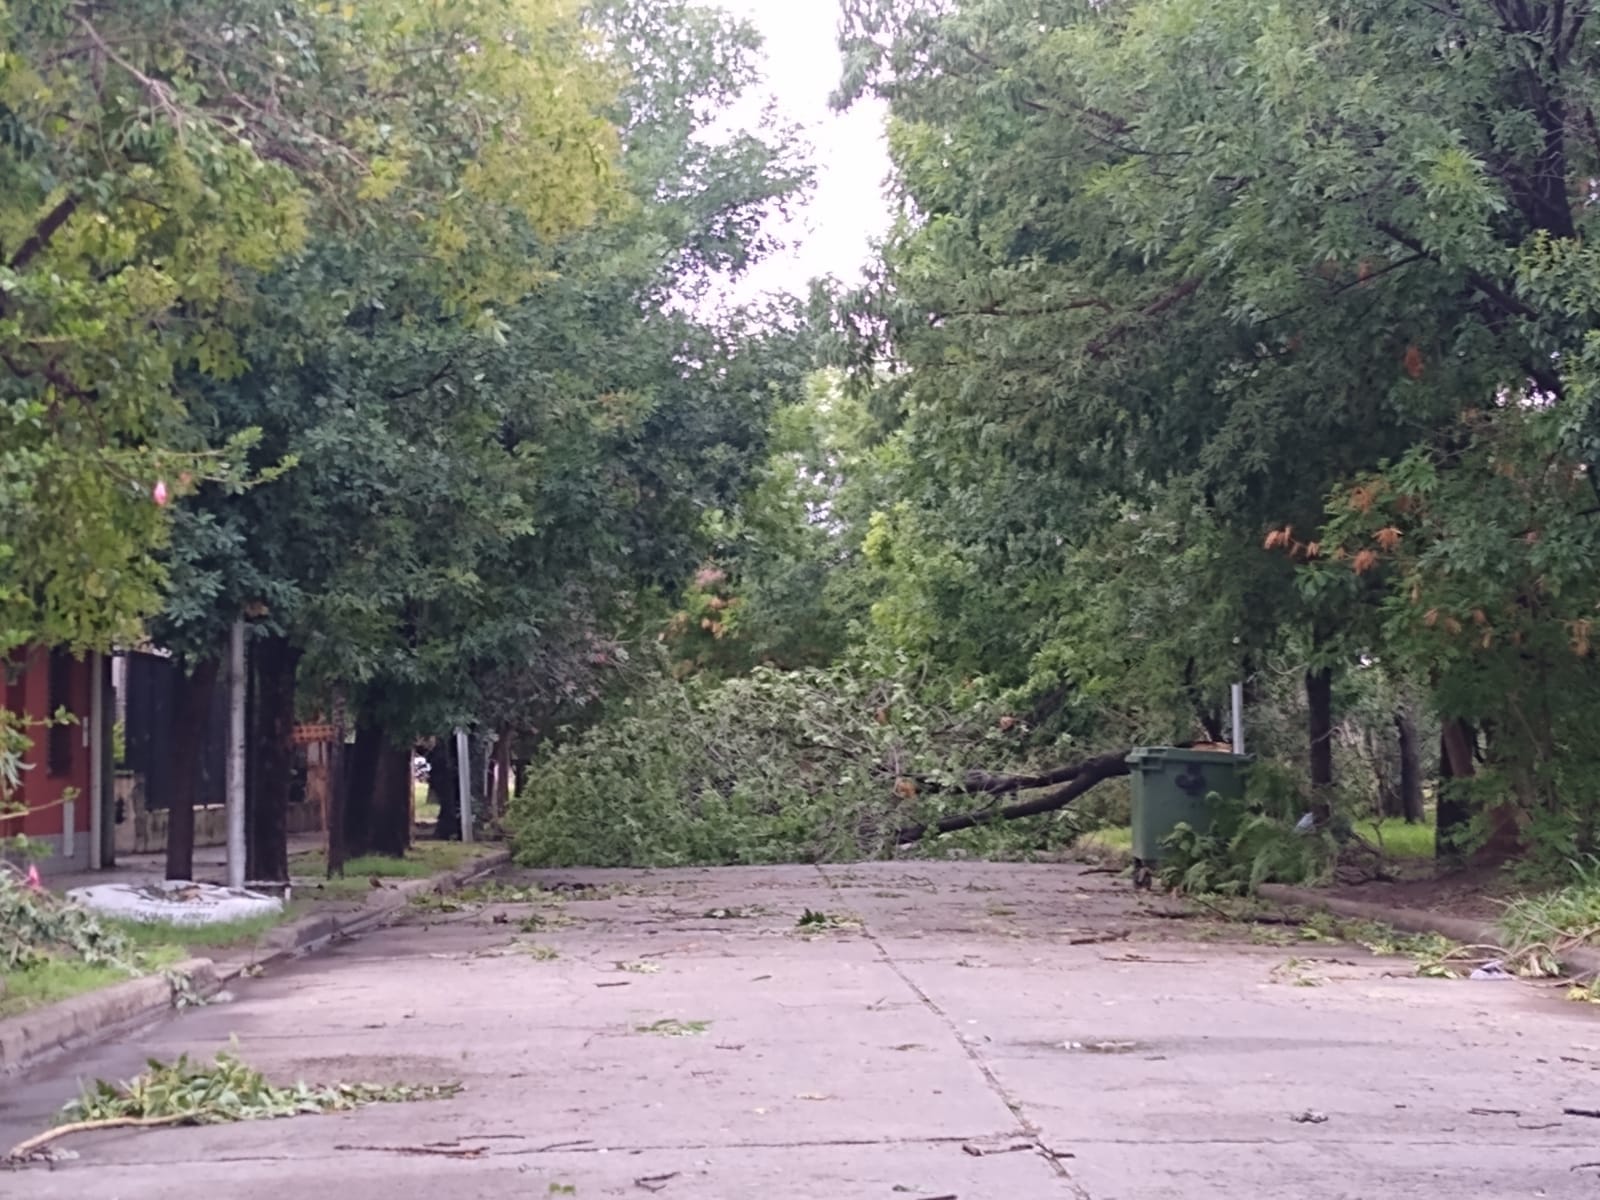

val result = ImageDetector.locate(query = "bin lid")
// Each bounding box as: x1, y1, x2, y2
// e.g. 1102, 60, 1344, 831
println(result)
1126, 746, 1254, 767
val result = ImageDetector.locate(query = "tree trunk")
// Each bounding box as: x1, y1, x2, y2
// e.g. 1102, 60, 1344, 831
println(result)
368, 734, 411, 858
429, 738, 459, 841
1306, 666, 1334, 819
247, 636, 299, 884
165, 658, 220, 882
343, 720, 382, 861
491, 731, 512, 820
1436, 718, 1476, 861
325, 688, 348, 878
1395, 707, 1424, 825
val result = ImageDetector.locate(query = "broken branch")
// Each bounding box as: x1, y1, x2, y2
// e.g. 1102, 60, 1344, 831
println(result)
896, 751, 1129, 843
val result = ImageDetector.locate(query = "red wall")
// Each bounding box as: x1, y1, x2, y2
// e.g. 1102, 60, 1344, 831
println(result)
1, 649, 92, 840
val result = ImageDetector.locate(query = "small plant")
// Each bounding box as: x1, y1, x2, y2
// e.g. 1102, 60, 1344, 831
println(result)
5, 1049, 458, 1163
616, 960, 660, 974
636, 1018, 709, 1037
0, 864, 137, 973
1156, 794, 1335, 896
795, 909, 861, 933
1500, 856, 1600, 965
520, 943, 559, 961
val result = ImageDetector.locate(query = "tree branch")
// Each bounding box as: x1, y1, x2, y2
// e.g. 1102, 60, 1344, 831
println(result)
895, 750, 1130, 843
8, 195, 80, 273
1086, 276, 1205, 358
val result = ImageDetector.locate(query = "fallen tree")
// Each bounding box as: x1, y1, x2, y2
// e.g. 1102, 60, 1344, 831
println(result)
894, 750, 1132, 843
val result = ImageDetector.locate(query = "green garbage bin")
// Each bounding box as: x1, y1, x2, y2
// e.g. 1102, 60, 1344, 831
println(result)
1125, 747, 1251, 863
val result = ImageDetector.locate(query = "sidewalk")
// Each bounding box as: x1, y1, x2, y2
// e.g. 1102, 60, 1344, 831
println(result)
4, 839, 510, 1077
41, 833, 327, 897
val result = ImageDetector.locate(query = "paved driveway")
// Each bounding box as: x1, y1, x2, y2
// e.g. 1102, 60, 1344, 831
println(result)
3, 861, 1598, 1197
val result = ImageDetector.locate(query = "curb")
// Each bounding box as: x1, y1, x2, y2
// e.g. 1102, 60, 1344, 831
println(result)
0, 958, 220, 1078
1, 848, 511, 1079
221, 848, 512, 977
1257, 883, 1600, 982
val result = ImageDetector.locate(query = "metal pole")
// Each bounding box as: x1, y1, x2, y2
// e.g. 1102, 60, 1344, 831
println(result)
1231, 681, 1245, 755
454, 727, 473, 843
226, 621, 247, 890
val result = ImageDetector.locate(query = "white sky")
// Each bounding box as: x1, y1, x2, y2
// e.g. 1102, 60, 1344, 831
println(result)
713, 0, 892, 302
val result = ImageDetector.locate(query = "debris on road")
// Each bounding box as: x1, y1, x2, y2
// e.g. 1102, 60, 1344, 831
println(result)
335, 1142, 487, 1158
4, 1051, 459, 1166
1291, 1110, 1330, 1124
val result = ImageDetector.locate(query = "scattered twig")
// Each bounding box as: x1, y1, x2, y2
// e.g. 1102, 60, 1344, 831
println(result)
1067, 929, 1130, 945
1469, 1108, 1521, 1117
1564, 1107, 1600, 1119
961, 1142, 1032, 1157
635, 1172, 680, 1192
7, 1115, 194, 1162
335, 1142, 485, 1158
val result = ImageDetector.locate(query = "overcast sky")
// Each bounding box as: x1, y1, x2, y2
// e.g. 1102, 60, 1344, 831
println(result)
712, 0, 892, 302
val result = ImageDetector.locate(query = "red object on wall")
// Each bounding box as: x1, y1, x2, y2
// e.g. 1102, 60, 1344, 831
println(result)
1, 648, 92, 844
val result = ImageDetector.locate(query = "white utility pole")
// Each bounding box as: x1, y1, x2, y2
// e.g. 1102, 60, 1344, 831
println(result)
1231, 681, 1246, 755
226, 620, 247, 889
454, 727, 473, 843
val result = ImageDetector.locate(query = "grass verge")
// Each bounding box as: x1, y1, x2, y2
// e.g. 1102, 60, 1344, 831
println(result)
1499, 856, 1600, 958
1355, 817, 1434, 861
0, 947, 185, 1020
101, 906, 304, 952
289, 842, 493, 898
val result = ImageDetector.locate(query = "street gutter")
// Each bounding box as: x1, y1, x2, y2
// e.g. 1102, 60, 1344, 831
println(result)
0, 848, 510, 1078
1257, 882, 1600, 983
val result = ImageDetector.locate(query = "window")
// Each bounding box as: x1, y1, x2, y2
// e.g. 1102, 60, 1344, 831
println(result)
48, 649, 74, 777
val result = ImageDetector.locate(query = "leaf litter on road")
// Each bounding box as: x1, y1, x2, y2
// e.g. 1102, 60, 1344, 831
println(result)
4, 1048, 460, 1165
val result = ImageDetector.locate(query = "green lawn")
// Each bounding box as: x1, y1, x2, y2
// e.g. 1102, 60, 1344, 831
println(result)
1356, 817, 1435, 860
1081, 818, 1434, 863
289, 841, 492, 898
0, 946, 185, 1020
102, 906, 305, 952
414, 780, 439, 824
1078, 826, 1133, 854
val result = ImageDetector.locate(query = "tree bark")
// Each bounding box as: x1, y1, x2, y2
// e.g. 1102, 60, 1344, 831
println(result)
368, 734, 411, 859
429, 738, 459, 841
895, 751, 1130, 843
165, 658, 220, 882
246, 636, 299, 884
491, 730, 512, 820
1395, 706, 1424, 825
325, 689, 348, 878
1436, 718, 1476, 861
343, 720, 382, 860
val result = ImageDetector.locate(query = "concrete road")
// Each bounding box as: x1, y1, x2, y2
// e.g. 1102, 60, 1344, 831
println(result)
3, 861, 1599, 1198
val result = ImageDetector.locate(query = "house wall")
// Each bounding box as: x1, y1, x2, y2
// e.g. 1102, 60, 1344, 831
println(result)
2, 649, 94, 871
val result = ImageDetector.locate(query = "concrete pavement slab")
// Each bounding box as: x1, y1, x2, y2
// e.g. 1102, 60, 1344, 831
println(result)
4, 860, 1600, 1198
